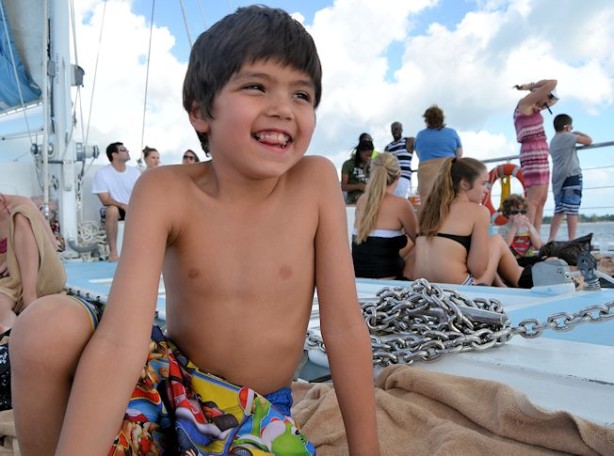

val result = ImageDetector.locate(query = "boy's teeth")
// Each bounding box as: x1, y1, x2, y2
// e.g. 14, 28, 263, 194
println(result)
255, 132, 290, 145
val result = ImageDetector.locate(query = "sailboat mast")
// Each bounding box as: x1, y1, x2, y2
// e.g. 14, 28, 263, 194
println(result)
49, 0, 78, 241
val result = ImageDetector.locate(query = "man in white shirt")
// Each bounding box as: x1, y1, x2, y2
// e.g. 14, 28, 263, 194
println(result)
92, 142, 141, 261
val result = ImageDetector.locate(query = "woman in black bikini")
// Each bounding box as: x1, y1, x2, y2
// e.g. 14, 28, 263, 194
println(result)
410, 157, 532, 287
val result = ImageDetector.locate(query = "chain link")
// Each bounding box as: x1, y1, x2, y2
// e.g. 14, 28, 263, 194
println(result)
305, 278, 614, 367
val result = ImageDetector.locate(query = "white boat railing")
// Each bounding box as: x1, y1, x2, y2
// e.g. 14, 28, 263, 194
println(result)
466, 140, 614, 216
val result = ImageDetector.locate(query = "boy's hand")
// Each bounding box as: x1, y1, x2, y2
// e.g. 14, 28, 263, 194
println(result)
512, 215, 530, 229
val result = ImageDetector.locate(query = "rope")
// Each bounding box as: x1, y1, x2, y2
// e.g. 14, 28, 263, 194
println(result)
60, 220, 109, 261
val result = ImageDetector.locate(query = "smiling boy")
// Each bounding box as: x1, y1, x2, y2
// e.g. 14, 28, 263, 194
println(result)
11, 5, 380, 455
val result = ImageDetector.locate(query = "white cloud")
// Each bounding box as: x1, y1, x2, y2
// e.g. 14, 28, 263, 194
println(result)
73, 0, 614, 212
75, 0, 197, 164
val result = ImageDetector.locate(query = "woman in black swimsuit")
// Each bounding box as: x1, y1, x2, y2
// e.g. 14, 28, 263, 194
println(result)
410, 157, 532, 287
352, 152, 417, 279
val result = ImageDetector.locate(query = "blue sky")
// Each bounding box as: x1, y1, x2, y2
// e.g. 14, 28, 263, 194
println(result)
68, 0, 614, 215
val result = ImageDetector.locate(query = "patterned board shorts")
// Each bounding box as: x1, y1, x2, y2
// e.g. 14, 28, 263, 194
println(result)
109, 326, 315, 455
69, 296, 315, 455
554, 175, 582, 215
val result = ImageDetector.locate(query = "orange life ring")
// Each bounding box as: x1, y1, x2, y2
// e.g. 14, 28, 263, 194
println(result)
482, 163, 526, 226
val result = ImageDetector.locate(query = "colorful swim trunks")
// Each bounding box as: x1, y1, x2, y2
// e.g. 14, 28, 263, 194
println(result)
109, 326, 315, 455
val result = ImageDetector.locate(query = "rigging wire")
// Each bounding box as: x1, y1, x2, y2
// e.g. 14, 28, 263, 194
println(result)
196, 0, 208, 32
78, 0, 111, 225
179, 0, 192, 48
84, 0, 108, 148
139, 0, 156, 162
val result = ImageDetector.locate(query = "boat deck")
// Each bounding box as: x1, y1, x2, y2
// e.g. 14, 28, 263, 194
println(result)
63, 260, 614, 426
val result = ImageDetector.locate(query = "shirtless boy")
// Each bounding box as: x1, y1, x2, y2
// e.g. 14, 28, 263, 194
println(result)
11, 6, 380, 455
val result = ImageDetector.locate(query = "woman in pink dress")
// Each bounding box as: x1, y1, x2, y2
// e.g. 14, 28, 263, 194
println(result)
513, 79, 558, 234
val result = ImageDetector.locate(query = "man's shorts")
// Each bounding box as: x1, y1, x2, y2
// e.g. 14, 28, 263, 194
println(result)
99, 206, 126, 224
554, 174, 582, 215
109, 326, 315, 455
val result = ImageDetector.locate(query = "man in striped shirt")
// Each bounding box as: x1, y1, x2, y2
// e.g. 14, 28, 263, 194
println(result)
384, 121, 415, 198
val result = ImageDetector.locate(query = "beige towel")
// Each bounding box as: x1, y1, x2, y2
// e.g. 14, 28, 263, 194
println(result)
0, 204, 66, 313
417, 157, 448, 203
292, 365, 614, 455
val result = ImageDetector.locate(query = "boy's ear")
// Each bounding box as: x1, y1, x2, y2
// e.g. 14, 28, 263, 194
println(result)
188, 102, 210, 133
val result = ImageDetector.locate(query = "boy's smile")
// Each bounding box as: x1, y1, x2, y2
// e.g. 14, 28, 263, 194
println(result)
192, 59, 316, 179
252, 130, 292, 150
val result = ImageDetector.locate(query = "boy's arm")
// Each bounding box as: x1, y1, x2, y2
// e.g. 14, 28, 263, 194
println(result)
573, 131, 593, 146
498, 224, 514, 246
56, 172, 171, 454
313, 158, 381, 455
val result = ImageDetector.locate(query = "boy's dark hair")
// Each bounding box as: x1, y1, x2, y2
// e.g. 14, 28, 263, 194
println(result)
183, 5, 323, 156
500, 193, 528, 217
106, 142, 124, 162
553, 113, 572, 132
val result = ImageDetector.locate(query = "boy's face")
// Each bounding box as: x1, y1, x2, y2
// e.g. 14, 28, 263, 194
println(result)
190, 59, 317, 179
508, 206, 527, 217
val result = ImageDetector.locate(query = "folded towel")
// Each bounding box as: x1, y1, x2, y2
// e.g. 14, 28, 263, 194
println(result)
292, 365, 614, 455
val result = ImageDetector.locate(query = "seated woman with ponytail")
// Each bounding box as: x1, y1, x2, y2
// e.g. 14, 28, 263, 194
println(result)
411, 157, 533, 287
352, 152, 418, 280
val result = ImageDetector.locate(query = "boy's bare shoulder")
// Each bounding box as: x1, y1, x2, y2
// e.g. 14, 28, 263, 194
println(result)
136, 163, 208, 195
291, 155, 337, 180
130, 164, 211, 224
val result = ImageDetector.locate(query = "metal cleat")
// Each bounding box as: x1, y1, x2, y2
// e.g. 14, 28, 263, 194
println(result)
577, 251, 600, 290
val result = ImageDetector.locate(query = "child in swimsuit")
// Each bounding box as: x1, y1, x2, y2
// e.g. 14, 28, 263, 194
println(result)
11, 6, 380, 455
498, 194, 543, 266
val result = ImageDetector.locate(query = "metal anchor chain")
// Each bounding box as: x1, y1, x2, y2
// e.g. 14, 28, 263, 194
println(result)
305, 278, 614, 367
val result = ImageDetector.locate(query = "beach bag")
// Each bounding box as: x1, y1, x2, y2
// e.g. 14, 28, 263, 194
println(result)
0, 330, 10, 411
538, 233, 592, 266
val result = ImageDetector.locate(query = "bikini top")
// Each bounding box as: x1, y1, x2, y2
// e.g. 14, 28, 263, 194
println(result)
418, 232, 471, 252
